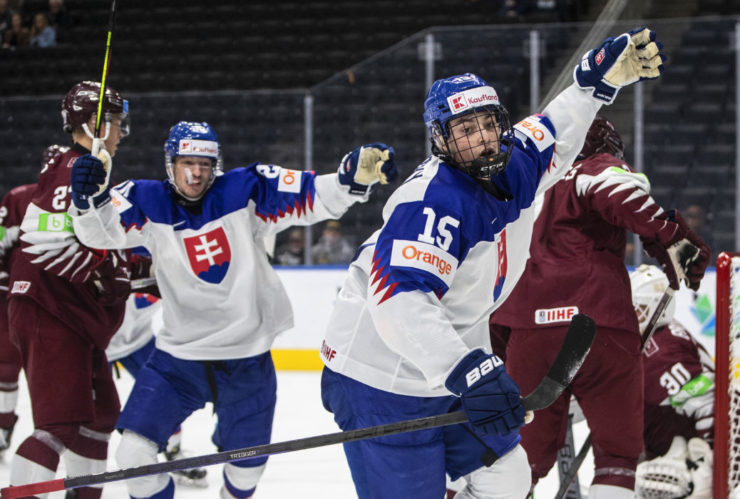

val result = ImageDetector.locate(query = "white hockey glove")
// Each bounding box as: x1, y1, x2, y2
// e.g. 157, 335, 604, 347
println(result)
686, 437, 712, 499
574, 27, 665, 104
635, 436, 691, 499
337, 142, 398, 195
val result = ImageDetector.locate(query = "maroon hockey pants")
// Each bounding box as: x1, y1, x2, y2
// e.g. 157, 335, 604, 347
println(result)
505, 325, 644, 490
0, 296, 21, 428
8, 296, 119, 438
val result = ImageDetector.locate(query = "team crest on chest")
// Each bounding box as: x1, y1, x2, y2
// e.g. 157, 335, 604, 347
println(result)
184, 227, 231, 284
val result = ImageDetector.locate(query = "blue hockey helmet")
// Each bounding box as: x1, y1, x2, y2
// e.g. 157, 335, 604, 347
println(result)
423, 73, 513, 180
164, 121, 223, 199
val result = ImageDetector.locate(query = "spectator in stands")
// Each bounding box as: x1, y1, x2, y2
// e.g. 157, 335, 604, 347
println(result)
46, 0, 70, 42
1, 11, 29, 49
0, 0, 11, 42
499, 0, 527, 20
275, 227, 306, 266
311, 220, 355, 264
683, 203, 714, 257
29, 12, 54, 47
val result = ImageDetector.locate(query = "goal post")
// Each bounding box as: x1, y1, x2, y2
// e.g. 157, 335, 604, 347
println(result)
715, 251, 740, 498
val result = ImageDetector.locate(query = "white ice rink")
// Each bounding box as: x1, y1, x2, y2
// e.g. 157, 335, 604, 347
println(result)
0, 369, 594, 498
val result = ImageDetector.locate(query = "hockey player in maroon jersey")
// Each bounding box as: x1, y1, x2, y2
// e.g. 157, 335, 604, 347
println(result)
6, 83, 130, 498
0, 145, 66, 460
631, 264, 713, 499
489, 116, 710, 498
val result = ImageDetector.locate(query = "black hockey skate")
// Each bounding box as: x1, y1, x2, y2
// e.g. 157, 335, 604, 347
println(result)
164, 445, 208, 488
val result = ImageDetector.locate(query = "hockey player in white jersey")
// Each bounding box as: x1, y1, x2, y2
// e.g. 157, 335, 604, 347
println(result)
106, 250, 208, 487
320, 28, 665, 498
68, 121, 397, 499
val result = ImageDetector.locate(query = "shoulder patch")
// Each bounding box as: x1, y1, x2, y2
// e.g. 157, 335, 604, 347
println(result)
110, 189, 133, 213
390, 239, 458, 286
513, 115, 556, 152
278, 168, 302, 193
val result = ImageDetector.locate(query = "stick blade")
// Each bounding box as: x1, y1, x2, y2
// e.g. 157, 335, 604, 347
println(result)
522, 313, 596, 411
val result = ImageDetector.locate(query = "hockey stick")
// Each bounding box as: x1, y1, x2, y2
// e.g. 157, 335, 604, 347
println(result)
556, 413, 583, 499
553, 289, 675, 499
554, 434, 592, 499
131, 276, 156, 290
90, 0, 117, 156
639, 287, 675, 352
1, 314, 595, 498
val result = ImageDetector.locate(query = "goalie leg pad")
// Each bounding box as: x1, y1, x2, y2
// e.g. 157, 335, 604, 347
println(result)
454, 444, 531, 499
116, 430, 172, 498
686, 437, 712, 499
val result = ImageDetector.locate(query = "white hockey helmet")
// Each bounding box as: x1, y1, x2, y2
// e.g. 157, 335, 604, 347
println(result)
629, 264, 676, 335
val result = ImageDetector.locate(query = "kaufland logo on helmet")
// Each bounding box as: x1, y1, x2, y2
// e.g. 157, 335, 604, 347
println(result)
178, 139, 218, 156
447, 86, 499, 115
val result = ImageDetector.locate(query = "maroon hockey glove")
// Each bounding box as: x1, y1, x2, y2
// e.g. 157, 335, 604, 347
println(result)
641, 210, 710, 291
91, 250, 131, 306
129, 253, 153, 281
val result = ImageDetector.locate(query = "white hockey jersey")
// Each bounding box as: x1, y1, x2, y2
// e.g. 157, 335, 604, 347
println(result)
320, 84, 602, 397
72, 165, 364, 360
106, 293, 161, 362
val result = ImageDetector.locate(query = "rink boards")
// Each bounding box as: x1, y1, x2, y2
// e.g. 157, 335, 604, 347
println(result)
148, 266, 719, 371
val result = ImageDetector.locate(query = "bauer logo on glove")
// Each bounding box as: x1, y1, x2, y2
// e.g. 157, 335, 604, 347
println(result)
446, 349, 526, 437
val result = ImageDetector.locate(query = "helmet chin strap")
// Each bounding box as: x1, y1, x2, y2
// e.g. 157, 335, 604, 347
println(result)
82, 121, 110, 142
431, 142, 512, 201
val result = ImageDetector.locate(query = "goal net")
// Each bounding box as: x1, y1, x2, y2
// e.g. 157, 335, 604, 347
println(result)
716, 252, 740, 498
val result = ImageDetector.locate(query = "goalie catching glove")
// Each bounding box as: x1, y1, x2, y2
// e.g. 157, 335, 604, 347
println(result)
636, 435, 691, 499
641, 210, 710, 291
337, 142, 398, 195
445, 349, 525, 437
70, 150, 113, 210
574, 27, 665, 104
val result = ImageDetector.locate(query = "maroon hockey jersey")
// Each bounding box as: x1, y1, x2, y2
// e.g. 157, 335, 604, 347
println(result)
8, 144, 128, 349
0, 183, 36, 292
491, 153, 686, 333
642, 321, 713, 458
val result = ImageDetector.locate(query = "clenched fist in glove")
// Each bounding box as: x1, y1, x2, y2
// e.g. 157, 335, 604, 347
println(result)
641, 210, 710, 291
445, 349, 526, 437
70, 151, 112, 210
337, 142, 398, 195
574, 27, 666, 104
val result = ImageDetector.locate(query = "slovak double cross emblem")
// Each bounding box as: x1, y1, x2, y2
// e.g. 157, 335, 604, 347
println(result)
184, 227, 231, 284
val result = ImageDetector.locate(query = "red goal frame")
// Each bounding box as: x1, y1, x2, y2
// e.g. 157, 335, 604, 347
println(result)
715, 251, 740, 498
